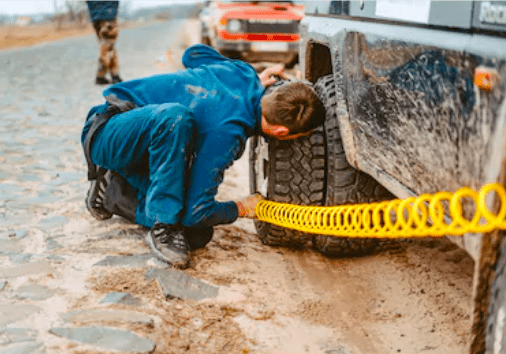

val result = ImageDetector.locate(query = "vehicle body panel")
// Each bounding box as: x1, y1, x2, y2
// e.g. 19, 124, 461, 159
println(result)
305, 0, 506, 31
348, 0, 474, 29
473, 0, 506, 33
300, 1, 506, 261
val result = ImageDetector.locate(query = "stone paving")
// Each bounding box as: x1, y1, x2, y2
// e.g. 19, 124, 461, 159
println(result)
0, 19, 217, 354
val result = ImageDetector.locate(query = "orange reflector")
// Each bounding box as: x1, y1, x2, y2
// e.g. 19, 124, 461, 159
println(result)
475, 66, 500, 91
219, 18, 227, 26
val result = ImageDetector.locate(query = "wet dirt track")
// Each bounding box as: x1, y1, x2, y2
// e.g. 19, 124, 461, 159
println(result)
0, 19, 474, 354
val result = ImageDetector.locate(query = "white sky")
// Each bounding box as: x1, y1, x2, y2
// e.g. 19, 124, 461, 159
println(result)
0, 0, 198, 16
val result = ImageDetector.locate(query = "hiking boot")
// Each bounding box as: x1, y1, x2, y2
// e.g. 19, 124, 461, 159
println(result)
111, 75, 123, 84
146, 223, 190, 268
95, 76, 110, 85
86, 170, 113, 220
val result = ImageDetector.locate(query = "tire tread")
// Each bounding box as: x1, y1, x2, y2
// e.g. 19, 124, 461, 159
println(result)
313, 74, 393, 257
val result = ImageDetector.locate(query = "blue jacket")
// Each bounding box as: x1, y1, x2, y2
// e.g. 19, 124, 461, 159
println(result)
83, 44, 265, 227
86, 1, 119, 22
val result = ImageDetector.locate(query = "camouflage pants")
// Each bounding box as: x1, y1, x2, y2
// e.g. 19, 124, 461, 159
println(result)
93, 19, 120, 79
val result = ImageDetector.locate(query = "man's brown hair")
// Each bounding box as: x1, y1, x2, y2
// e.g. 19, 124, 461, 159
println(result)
261, 81, 325, 134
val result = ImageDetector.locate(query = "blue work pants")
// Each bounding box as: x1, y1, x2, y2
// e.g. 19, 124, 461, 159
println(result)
89, 103, 195, 228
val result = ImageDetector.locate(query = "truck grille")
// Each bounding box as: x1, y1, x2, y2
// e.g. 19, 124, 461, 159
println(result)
245, 21, 299, 34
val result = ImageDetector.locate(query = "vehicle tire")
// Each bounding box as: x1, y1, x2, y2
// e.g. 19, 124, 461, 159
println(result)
249, 128, 326, 248
486, 234, 506, 354
312, 74, 394, 257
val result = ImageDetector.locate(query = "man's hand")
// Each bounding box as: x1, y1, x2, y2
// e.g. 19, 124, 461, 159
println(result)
236, 193, 264, 219
259, 64, 286, 88
259, 64, 303, 88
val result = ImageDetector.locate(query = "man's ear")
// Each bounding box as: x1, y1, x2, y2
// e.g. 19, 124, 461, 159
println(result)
271, 125, 289, 137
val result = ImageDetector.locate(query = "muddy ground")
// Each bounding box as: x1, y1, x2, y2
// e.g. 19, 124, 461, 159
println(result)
0, 18, 474, 354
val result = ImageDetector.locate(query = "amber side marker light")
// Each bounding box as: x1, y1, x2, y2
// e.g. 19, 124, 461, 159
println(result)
474, 65, 500, 91
220, 18, 227, 26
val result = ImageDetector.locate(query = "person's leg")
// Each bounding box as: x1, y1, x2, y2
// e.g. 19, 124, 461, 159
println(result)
89, 103, 195, 268
90, 103, 195, 227
94, 20, 110, 85
184, 227, 214, 250
92, 20, 101, 36
106, 19, 122, 83
101, 170, 138, 223
97, 19, 121, 84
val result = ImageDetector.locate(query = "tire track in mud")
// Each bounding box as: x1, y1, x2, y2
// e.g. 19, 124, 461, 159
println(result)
277, 238, 473, 354
283, 249, 388, 353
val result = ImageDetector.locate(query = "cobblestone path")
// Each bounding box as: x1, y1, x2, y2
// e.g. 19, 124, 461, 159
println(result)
0, 20, 220, 354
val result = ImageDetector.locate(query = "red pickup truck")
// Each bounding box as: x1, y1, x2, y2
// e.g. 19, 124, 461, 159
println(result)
199, 1, 304, 66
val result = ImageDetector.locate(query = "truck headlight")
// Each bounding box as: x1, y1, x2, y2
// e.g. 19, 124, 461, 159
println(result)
228, 19, 242, 33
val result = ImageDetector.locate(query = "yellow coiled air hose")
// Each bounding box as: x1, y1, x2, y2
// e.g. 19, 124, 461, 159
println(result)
255, 183, 506, 238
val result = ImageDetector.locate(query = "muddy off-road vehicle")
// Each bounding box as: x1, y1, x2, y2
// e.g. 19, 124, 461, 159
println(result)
249, 1, 506, 352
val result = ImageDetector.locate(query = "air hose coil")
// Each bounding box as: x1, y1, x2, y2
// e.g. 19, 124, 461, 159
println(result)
255, 183, 506, 238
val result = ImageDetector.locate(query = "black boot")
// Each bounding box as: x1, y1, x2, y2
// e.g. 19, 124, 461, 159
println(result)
86, 170, 113, 220
146, 223, 190, 268
96, 76, 111, 85
111, 75, 123, 84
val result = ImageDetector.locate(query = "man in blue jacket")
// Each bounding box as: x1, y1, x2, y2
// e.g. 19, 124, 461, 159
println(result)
86, 1, 123, 84
82, 44, 325, 268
